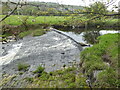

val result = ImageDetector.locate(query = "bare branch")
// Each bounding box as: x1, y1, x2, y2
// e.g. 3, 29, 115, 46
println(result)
0, 1, 20, 22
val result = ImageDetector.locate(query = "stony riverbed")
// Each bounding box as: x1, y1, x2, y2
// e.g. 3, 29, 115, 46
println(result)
1, 30, 82, 77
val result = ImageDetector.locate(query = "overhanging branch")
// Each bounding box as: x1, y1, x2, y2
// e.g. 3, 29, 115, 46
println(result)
0, 2, 20, 22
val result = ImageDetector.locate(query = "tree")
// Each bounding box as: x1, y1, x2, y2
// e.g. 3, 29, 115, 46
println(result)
84, 2, 108, 19
0, 0, 119, 22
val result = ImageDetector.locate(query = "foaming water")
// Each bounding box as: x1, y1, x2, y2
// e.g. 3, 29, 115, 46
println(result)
0, 43, 22, 66
99, 30, 119, 35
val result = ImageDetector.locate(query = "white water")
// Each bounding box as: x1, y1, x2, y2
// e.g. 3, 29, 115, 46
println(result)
0, 43, 22, 66
63, 30, 119, 44
100, 30, 119, 35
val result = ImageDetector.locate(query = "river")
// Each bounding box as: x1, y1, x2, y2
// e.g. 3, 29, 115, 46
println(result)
0, 27, 119, 88
0, 28, 118, 74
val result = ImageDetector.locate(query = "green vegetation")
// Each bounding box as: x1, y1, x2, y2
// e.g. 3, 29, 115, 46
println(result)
2, 1, 83, 16
26, 66, 88, 88
24, 77, 34, 83
0, 74, 17, 87
1, 15, 118, 27
17, 63, 30, 71
33, 65, 45, 77
18, 28, 46, 38
1, 15, 69, 26
1, 1, 119, 88
1, 34, 119, 88
80, 33, 119, 88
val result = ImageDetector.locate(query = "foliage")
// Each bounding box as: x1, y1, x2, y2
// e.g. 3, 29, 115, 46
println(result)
2, 1, 83, 16
84, 2, 108, 19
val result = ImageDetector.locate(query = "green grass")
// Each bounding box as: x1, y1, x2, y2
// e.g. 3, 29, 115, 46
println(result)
17, 63, 30, 71
0, 15, 70, 26
104, 19, 118, 26
80, 33, 119, 87
26, 66, 88, 88
1, 15, 118, 27
18, 28, 46, 38
33, 65, 45, 77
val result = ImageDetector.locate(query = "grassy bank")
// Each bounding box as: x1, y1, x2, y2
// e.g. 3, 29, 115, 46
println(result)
80, 33, 119, 88
1, 66, 88, 88
1, 26, 48, 42
1, 15, 70, 41
26, 66, 88, 88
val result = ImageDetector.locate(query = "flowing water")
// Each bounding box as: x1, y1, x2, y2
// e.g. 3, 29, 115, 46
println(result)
57, 27, 119, 45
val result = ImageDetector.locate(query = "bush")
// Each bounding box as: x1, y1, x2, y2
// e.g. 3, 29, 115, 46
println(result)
17, 63, 30, 71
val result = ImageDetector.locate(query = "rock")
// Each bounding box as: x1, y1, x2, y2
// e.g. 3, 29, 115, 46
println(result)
1, 31, 82, 87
